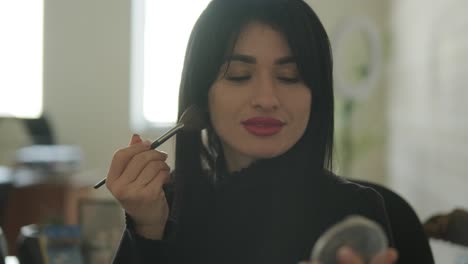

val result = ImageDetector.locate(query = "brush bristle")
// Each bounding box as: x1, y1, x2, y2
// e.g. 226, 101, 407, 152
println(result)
179, 105, 208, 131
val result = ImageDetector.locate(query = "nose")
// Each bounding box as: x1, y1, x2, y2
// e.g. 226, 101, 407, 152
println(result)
250, 75, 280, 111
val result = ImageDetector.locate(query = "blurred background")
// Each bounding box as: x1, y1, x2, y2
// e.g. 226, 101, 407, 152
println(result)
0, 0, 467, 263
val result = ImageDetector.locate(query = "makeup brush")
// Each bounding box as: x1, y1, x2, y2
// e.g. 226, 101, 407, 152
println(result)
93, 105, 207, 189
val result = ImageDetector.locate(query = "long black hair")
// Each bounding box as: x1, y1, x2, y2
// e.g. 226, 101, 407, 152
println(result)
172, 0, 334, 219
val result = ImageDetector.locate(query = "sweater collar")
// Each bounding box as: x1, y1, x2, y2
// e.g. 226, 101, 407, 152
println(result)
213, 143, 324, 193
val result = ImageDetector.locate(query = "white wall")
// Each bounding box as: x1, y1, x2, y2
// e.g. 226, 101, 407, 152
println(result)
389, 0, 468, 220
307, 0, 389, 32
308, 0, 391, 184
43, 0, 131, 168
42, 0, 175, 187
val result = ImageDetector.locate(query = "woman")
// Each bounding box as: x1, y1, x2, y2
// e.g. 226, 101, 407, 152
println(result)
107, 0, 399, 263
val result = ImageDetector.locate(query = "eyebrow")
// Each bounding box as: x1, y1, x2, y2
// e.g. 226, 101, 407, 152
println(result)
225, 54, 297, 65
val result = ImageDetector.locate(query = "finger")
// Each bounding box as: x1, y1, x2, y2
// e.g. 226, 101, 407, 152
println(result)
116, 149, 168, 186
388, 249, 398, 263
129, 134, 143, 146
371, 249, 398, 264
133, 160, 170, 187
337, 247, 362, 264
144, 168, 171, 193
107, 140, 152, 183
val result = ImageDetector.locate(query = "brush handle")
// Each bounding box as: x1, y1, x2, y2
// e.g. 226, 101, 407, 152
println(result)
150, 123, 184, 149
93, 123, 185, 189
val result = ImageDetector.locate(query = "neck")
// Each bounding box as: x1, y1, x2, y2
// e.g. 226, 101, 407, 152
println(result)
224, 152, 257, 173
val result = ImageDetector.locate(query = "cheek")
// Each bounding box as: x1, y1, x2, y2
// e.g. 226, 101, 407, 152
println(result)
208, 82, 245, 118
208, 86, 231, 131
303, 97, 312, 124
207, 88, 219, 128
293, 91, 312, 128
208, 84, 230, 111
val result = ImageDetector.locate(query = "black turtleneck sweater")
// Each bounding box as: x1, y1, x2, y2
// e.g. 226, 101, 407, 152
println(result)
112, 154, 394, 264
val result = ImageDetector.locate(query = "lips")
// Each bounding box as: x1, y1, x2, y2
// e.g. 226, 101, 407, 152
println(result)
241, 117, 285, 136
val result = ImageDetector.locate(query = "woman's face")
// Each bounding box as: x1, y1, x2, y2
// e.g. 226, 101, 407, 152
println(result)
208, 22, 312, 172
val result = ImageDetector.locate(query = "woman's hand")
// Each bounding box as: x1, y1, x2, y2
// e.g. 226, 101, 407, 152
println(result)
300, 247, 398, 264
333, 247, 398, 264
106, 134, 171, 240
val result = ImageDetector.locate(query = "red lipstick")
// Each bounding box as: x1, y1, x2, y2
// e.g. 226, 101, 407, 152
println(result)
241, 117, 285, 137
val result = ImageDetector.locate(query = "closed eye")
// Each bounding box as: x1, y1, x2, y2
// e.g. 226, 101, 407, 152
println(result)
226, 75, 251, 82
278, 77, 301, 83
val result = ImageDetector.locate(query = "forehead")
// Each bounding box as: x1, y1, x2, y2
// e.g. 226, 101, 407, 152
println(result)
232, 22, 292, 58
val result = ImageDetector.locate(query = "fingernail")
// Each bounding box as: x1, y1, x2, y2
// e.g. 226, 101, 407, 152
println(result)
129, 134, 141, 146
390, 249, 399, 261
130, 133, 140, 142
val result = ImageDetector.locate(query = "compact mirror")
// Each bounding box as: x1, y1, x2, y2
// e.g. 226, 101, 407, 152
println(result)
310, 215, 388, 264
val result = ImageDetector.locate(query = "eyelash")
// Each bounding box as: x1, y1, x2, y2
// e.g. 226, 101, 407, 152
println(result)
226, 76, 301, 83
278, 77, 301, 83
226, 76, 251, 82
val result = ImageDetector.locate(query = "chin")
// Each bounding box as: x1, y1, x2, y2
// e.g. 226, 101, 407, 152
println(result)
243, 147, 289, 160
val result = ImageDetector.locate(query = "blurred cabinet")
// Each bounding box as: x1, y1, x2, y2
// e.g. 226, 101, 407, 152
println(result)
3, 183, 67, 256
